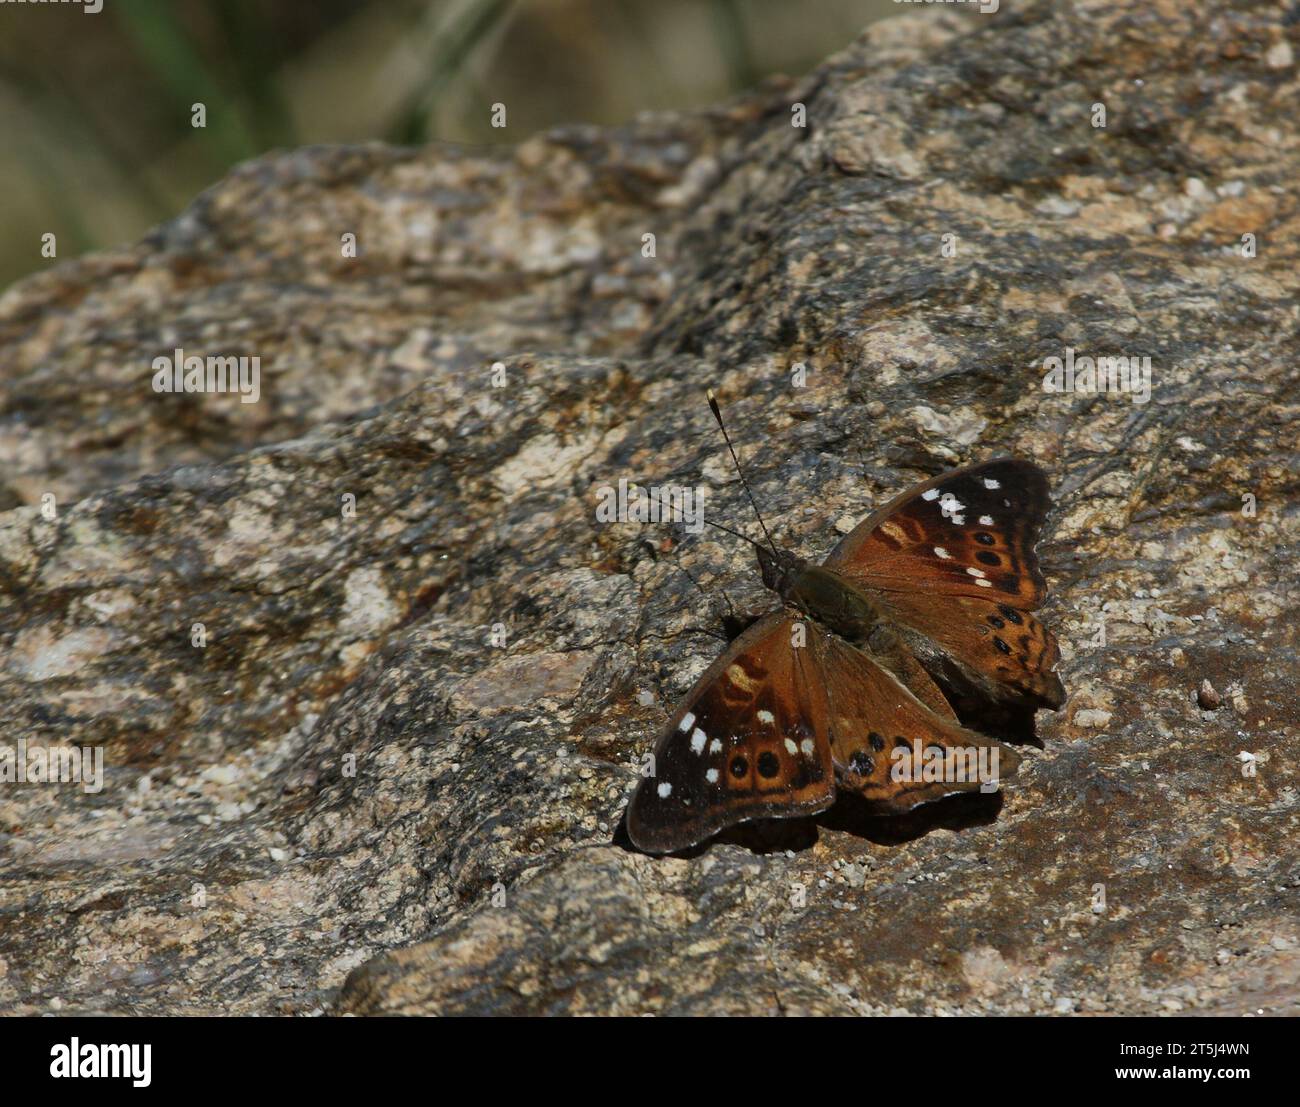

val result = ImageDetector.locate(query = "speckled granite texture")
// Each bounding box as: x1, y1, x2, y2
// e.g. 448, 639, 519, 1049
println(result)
0, 0, 1296, 1014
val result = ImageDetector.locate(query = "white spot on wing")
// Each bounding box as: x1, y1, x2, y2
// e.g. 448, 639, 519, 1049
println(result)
709, 738, 722, 754
976, 578, 993, 588
757, 710, 775, 725
934, 546, 951, 559
706, 768, 719, 784
983, 477, 1001, 489
922, 488, 940, 501
784, 738, 798, 755
800, 738, 815, 756
657, 782, 672, 798
678, 712, 695, 733
690, 728, 707, 755
966, 567, 987, 579
979, 515, 993, 526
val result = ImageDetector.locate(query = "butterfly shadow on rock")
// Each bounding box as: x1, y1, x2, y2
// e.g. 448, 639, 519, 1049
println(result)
613, 775, 1008, 858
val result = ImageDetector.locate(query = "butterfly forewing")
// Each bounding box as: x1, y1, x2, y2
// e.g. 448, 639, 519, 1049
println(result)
823, 457, 1064, 708
826, 458, 1050, 609
626, 612, 835, 854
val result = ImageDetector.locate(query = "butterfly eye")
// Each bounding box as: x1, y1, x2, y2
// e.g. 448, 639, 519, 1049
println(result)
974, 532, 996, 545
848, 751, 874, 776
998, 605, 1024, 625
756, 752, 780, 778
868, 732, 885, 752
976, 551, 1001, 566
729, 755, 748, 779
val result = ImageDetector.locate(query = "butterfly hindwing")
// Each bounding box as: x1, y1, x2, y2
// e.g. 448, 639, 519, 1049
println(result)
879, 591, 1065, 709
626, 612, 835, 854
811, 631, 1021, 811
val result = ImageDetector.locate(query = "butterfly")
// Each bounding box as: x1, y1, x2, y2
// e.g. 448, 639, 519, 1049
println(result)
626, 432, 1066, 854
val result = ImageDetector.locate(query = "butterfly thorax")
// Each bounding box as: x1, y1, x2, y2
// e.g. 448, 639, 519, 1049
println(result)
758, 547, 888, 646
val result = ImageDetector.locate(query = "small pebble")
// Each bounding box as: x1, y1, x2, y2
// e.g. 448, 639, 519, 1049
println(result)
1197, 679, 1221, 710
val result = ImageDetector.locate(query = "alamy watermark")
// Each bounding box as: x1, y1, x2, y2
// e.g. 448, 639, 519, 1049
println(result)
594, 478, 705, 534
1042, 346, 1151, 404
894, 0, 999, 14
1, 0, 102, 12
152, 347, 260, 404
50, 1038, 150, 1087
890, 739, 1004, 793
1, 739, 103, 793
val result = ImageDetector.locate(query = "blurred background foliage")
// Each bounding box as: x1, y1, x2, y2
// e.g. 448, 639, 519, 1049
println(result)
0, 0, 896, 290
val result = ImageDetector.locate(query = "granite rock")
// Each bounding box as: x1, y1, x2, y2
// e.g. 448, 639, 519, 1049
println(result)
1, 0, 1297, 1016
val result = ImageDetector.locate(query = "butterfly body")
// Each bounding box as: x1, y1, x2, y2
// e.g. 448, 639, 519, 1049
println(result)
759, 547, 889, 646
627, 457, 1066, 855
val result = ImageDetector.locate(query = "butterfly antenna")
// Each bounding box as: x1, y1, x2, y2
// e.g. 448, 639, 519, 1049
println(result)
703, 518, 764, 552
706, 389, 779, 556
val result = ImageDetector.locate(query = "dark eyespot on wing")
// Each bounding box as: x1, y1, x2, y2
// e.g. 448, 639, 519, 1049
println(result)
848, 751, 874, 775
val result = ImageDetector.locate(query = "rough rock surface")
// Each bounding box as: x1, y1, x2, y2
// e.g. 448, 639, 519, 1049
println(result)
2, 0, 1298, 1016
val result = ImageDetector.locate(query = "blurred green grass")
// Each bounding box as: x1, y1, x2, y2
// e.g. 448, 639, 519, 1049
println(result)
0, 0, 898, 290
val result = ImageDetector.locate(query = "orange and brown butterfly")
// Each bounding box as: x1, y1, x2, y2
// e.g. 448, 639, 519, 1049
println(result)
625, 397, 1065, 854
